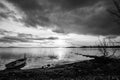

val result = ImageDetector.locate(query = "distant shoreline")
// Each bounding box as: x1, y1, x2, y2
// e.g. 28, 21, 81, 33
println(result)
0, 46, 120, 48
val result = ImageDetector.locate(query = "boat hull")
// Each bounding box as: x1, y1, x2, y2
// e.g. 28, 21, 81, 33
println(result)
5, 58, 26, 70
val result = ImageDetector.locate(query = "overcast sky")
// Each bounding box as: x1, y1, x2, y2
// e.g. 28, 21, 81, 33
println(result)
0, 0, 120, 47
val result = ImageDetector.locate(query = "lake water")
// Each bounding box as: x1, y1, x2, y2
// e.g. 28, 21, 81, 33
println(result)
0, 48, 119, 70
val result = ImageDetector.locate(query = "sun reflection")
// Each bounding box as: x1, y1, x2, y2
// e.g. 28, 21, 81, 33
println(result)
53, 39, 69, 60
54, 48, 67, 60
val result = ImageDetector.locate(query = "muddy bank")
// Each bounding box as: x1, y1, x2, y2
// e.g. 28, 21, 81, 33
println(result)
0, 59, 120, 80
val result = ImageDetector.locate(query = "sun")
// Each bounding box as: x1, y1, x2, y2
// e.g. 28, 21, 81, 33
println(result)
54, 39, 67, 47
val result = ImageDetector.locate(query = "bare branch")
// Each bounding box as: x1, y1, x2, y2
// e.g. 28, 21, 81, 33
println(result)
97, 38, 118, 58
113, 0, 120, 13
108, 0, 120, 24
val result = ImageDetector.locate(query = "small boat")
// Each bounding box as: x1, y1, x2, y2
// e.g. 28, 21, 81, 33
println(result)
5, 54, 27, 70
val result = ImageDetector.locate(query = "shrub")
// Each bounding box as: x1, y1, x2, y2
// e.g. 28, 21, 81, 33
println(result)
98, 38, 119, 58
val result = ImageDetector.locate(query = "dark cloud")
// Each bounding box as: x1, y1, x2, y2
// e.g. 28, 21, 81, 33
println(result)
0, 32, 58, 43
0, 2, 6, 8
52, 27, 65, 33
0, 38, 14, 43
0, 1, 16, 20
7, 0, 120, 35
8, 0, 105, 27
46, 37, 58, 40
28, 37, 58, 40
0, 13, 8, 19
48, 0, 104, 10
18, 33, 33, 38
0, 29, 15, 35
0, 29, 8, 35
0, 36, 29, 43
8, 0, 42, 11
17, 33, 59, 40
8, 0, 50, 27
49, 2, 119, 35
0, 2, 8, 19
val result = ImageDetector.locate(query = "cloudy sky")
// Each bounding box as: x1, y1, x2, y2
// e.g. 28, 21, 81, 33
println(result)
0, 0, 120, 47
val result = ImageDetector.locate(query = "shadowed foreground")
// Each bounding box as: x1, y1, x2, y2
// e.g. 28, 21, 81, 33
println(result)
0, 58, 120, 80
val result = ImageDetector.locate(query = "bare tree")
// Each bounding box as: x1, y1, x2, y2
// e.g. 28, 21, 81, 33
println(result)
106, 0, 120, 58
98, 38, 118, 58
98, 38, 109, 57
108, 0, 120, 24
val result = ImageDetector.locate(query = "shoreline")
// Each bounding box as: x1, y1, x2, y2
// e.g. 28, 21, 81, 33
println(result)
1, 58, 120, 80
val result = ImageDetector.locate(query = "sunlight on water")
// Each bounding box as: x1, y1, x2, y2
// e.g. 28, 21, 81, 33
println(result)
53, 48, 67, 60
0, 48, 120, 70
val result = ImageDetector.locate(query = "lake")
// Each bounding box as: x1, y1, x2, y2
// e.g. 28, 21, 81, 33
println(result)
0, 48, 119, 70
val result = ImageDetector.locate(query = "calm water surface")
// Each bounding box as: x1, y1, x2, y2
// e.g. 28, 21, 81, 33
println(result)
0, 48, 119, 70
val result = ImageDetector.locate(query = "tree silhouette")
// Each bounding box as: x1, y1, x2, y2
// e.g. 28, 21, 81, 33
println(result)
98, 38, 118, 58
108, 0, 120, 24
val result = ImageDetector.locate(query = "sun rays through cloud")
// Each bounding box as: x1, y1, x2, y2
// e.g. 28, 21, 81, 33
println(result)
0, 0, 120, 48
